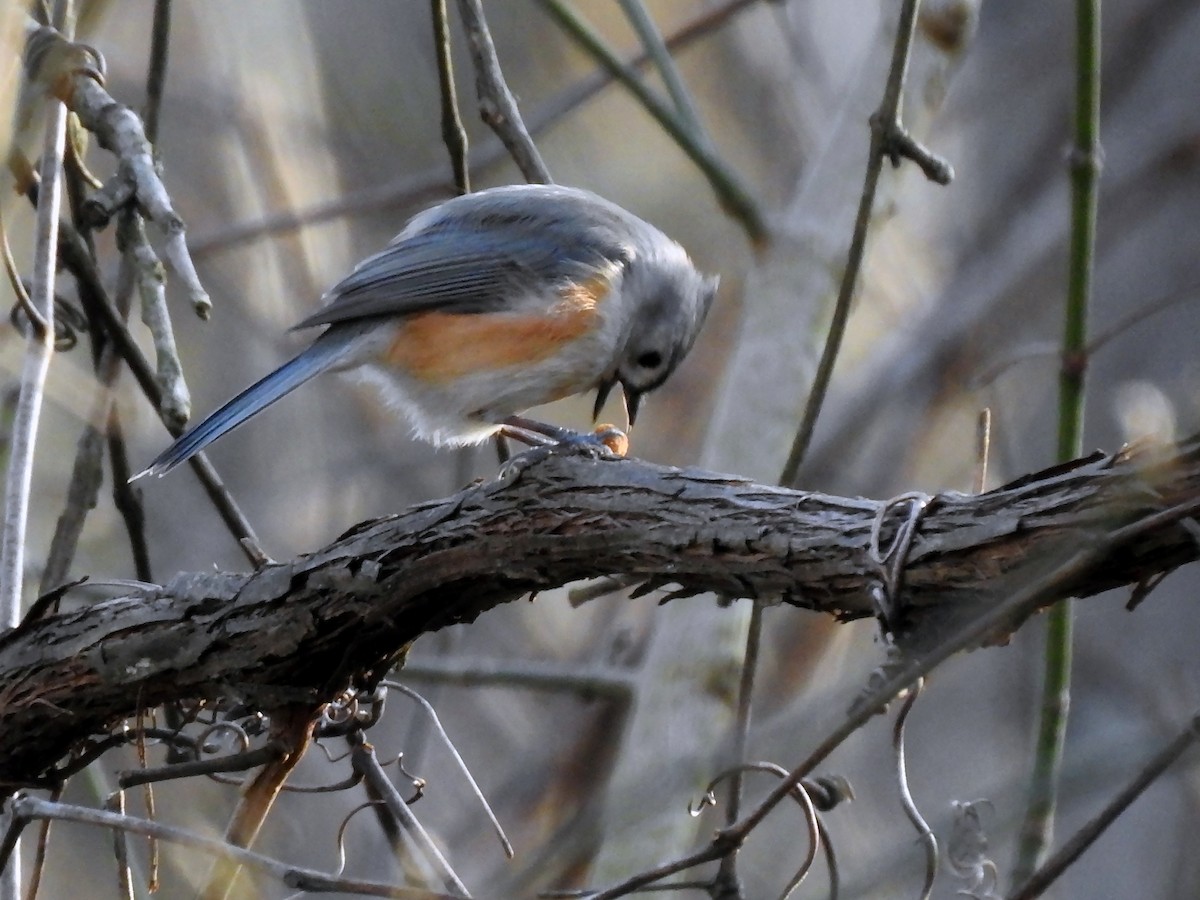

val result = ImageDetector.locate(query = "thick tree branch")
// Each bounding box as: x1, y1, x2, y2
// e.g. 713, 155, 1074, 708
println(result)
1, 437, 1199, 786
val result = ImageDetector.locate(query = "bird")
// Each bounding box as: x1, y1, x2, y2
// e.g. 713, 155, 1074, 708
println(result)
137, 183, 718, 478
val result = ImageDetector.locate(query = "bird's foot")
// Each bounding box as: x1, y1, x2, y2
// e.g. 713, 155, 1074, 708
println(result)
499, 416, 628, 459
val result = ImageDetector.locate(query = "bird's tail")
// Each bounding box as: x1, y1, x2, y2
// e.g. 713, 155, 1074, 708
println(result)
134, 338, 349, 479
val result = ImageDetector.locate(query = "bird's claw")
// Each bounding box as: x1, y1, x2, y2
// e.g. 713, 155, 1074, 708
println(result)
492, 424, 627, 488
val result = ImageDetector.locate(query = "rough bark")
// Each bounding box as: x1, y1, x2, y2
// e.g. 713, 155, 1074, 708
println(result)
1, 436, 1197, 786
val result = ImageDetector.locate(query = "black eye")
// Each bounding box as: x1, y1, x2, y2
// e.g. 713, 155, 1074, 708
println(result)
636, 350, 663, 369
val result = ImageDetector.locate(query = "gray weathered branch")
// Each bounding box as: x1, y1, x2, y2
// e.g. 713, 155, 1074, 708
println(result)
1, 437, 1198, 786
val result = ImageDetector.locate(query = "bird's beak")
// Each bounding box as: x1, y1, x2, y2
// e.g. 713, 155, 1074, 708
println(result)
593, 376, 616, 422
621, 382, 643, 429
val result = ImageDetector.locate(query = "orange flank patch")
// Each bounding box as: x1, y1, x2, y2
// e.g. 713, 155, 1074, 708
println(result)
385, 280, 606, 382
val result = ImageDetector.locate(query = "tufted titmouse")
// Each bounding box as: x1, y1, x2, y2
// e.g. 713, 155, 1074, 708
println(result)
137, 184, 717, 477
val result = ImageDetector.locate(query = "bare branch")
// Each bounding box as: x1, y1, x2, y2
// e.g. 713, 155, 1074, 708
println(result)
116, 208, 189, 429
430, 0, 469, 194
454, 0, 551, 184
780, 0, 954, 486
0, 437, 1198, 787
61, 50, 211, 320
2, 26, 67, 628
348, 731, 472, 896
4, 795, 459, 899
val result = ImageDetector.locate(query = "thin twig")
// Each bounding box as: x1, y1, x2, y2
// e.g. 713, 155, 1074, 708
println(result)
714, 600, 764, 890
184, 456, 267, 565
1013, 273, 1075, 900
974, 407, 991, 494
361, 772, 411, 882
384, 681, 513, 858
1009, 714, 1200, 900
22, 783, 61, 900
47, 727, 199, 783
142, 0, 171, 145
1013, 0, 1102, 882
1087, 280, 1198, 354
38, 425, 104, 595
348, 731, 472, 897
397, 632, 456, 777
106, 413, 153, 582
135, 705, 160, 895
725, 602, 764, 828
7, 795, 456, 899
430, 0, 469, 194
971, 278, 1200, 391
119, 208, 189, 429
118, 742, 284, 790
454, 0, 551, 184
0, 390, 19, 474
779, 0, 951, 486
0, 808, 24, 892
105, 791, 134, 900
538, 0, 766, 244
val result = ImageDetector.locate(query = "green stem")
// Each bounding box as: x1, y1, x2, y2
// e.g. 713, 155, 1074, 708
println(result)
1013, 0, 1101, 885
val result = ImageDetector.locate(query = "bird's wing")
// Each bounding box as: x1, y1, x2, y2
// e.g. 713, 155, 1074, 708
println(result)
293, 208, 633, 330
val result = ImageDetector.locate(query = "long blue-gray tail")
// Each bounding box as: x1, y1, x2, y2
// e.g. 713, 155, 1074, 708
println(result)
135, 339, 347, 478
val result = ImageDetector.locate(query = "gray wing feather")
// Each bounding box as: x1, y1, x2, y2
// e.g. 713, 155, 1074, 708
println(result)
294, 186, 640, 330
